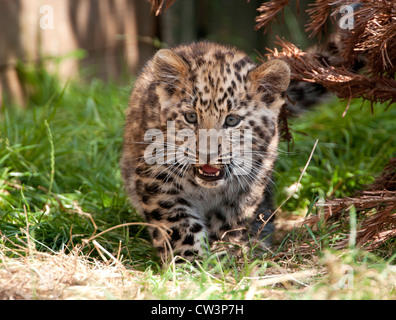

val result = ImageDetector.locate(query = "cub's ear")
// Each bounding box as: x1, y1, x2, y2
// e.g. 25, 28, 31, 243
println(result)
153, 49, 189, 81
248, 59, 290, 94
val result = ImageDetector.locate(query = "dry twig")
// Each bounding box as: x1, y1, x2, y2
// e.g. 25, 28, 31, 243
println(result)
150, 0, 177, 16
306, 158, 396, 250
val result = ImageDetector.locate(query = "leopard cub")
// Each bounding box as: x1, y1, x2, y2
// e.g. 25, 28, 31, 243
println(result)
121, 42, 290, 262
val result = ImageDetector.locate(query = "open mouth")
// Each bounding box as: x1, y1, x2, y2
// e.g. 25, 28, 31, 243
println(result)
195, 164, 225, 182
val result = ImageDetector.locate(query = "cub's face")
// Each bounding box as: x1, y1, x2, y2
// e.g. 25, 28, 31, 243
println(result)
150, 43, 290, 189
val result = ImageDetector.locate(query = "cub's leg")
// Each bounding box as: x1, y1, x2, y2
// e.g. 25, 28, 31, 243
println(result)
142, 201, 207, 262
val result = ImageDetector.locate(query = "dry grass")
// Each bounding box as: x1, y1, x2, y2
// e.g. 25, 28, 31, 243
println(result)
305, 158, 396, 251
0, 238, 144, 300
1, 218, 395, 300
0, 239, 310, 300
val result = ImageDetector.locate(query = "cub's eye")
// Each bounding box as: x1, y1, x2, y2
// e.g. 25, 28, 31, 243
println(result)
184, 112, 198, 124
225, 115, 241, 127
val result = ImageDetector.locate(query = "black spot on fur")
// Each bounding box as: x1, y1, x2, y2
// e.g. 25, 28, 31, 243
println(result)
135, 179, 143, 194
165, 84, 176, 97
182, 234, 194, 245
208, 233, 219, 242
192, 97, 198, 108
155, 172, 173, 183
188, 179, 199, 187
220, 92, 228, 104
145, 183, 160, 194
156, 245, 165, 253
234, 57, 249, 72
261, 93, 275, 104
227, 99, 233, 112
144, 83, 159, 111
167, 211, 189, 222
176, 198, 191, 207
152, 228, 159, 240
211, 209, 225, 221
227, 87, 234, 96
195, 58, 205, 68
170, 227, 181, 242
261, 116, 269, 126
190, 223, 203, 233
214, 51, 225, 62
142, 194, 150, 204
135, 166, 147, 175
183, 250, 198, 257
254, 126, 266, 139
145, 209, 162, 221
166, 189, 180, 195
220, 223, 232, 231
158, 200, 174, 209
258, 143, 269, 153
208, 74, 215, 87
174, 182, 184, 191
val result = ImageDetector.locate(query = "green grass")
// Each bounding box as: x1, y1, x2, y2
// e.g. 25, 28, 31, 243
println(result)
0, 67, 395, 299
276, 99, 396, 213
0, 72, 158, 268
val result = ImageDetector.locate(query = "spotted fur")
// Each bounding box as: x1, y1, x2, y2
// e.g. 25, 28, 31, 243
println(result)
121, 42, 290, 262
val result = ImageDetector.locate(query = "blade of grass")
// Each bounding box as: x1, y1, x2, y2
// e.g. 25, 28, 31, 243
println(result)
44, 120, 55, 197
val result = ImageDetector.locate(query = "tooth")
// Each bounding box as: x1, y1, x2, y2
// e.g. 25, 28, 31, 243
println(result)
199, 169, 203, 174
215, 171, 220, 176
